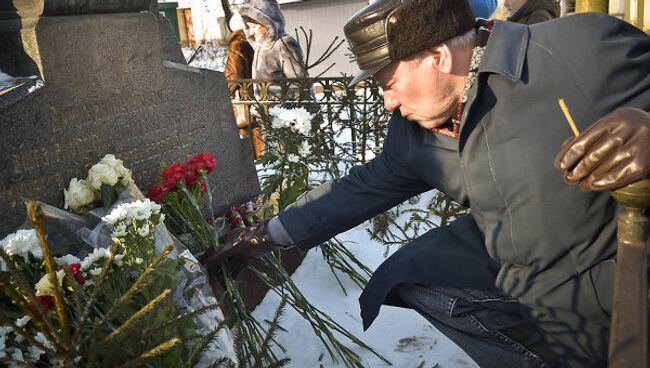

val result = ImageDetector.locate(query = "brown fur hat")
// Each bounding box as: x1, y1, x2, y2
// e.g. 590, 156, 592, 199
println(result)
387, 0, 476, 61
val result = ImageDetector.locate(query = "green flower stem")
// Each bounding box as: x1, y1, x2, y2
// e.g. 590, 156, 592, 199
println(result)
256, 255, 392, 367
199, 170, 221, 252
221, 266, 284, 366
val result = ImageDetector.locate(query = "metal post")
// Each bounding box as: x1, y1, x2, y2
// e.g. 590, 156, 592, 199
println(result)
608, 179, 650, 368
575, 0, 610, 13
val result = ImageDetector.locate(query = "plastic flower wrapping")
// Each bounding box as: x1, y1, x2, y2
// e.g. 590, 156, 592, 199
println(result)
0, 155, 236, 367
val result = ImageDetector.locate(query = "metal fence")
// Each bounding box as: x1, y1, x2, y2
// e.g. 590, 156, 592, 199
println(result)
230, 77, 391, 177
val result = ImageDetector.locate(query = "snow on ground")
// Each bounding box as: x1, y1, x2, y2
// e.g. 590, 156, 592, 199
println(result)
252, 219, 478, 368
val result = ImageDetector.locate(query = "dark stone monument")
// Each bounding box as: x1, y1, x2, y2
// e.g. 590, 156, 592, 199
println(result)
0, 0, 260, 236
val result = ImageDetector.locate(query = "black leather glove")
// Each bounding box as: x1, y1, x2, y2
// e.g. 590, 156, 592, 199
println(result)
200, 221, 279, 278
555, 107, 650, 191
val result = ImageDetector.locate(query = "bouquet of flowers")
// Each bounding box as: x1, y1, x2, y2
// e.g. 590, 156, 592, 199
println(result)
0, 202, 229, 367
147, 153, 221, 255
258, 107, 314, 209
63, 154, 134, 213
0, 154, 237, 367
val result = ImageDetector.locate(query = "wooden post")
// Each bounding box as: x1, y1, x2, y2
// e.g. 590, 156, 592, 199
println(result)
608, 179, 650, 368
576, 0, 610, 13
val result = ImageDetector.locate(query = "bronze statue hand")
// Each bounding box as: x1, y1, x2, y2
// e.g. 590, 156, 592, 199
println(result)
555, 107, 650, 191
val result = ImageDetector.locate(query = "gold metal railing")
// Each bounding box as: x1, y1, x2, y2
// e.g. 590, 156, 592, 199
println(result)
608, 180, 650, 368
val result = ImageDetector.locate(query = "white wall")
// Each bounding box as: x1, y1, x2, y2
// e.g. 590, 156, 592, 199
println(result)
161, 0, 229, 44
280, 0, 368, 77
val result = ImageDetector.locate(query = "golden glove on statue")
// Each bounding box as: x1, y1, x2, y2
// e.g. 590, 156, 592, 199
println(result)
555, 107, 650, 191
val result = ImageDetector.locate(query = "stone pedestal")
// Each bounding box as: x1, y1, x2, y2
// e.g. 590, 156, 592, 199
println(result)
0, 2, 260, 236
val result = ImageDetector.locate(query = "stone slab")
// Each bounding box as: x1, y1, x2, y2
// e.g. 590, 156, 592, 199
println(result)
0, 11, 260, 236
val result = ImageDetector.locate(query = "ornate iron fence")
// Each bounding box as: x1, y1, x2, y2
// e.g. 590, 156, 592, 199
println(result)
229, 77, 391, 177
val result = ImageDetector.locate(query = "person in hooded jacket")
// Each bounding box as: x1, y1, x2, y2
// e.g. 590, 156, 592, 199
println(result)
225, 12, 264, 159
505, 0, 559, 24
238, 0, 307, 80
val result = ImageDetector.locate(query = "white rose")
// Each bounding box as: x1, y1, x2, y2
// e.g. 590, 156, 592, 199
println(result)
34, 270, 64, 296
64, 178, 96, 212
87, 163, 119, 190
99, 154, 134, 187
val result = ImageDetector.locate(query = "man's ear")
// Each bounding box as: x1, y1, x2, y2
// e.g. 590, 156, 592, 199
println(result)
429, 44, 454, 75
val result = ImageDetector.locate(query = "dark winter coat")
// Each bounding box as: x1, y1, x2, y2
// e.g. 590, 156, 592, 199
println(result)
239, 0, 308, 80
508, 0, 559, 24
277, 14, 650, 360
225, 29, 254, 96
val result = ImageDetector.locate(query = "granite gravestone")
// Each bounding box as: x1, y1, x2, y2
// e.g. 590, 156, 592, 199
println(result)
0, 0, 260, 236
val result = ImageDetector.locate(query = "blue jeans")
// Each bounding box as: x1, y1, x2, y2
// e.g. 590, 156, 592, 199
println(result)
397, 284, 556, 368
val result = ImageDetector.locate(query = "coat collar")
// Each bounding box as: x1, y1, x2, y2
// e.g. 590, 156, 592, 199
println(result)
478, 20, 529, 83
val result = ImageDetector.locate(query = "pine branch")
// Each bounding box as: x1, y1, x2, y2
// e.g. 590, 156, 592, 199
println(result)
82, 244, 173, 345
119, 337, 181, 368
100, 288, 172, 345
188, 319, 231, 367
252, 294, 289, 368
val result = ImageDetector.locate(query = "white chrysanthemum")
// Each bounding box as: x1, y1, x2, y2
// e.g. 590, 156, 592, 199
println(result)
0, 335, 6, 359
129, 201, 153, 221
293, 107, 313, 135
0, 326, 11, 337
35, 332, 54, 351
54, 254, 81, 267
102, 205, 128, 225
287, 154, 300, 163
34, 271, 65, 296
298, 141, 311, 156
137, 224, 150, 237
111, 222, 127, 238
80, 248, 110, 271
114, 254, 125, 267
88, 268, 103, 277
10, 347, 25, 363
87, 162, 119, 190
64, 178, 97, 212
135, 257, 144, 265
15, 316, 30, 328
1, 229, 42, 263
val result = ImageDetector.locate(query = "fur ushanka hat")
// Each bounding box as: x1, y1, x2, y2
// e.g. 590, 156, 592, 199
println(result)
344, 0, 475, 85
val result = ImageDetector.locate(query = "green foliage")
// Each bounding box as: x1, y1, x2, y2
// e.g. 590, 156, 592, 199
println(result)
0, 205, 232, 368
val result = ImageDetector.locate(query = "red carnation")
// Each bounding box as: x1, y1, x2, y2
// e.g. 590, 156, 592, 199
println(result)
69, 263, 85, 285
147, 183, 172, 203
161, 162, 188, 187
185, 170, 201, 188
36, 295, 54, 312
187, 152, 216, 175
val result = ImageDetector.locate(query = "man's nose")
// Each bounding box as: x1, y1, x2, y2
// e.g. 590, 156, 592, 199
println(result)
383, 93, 399, 111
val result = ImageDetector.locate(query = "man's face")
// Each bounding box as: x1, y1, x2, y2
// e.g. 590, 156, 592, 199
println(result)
504, 0, 527, 16
374, 53, 458, 130
247, 22, 268, 43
